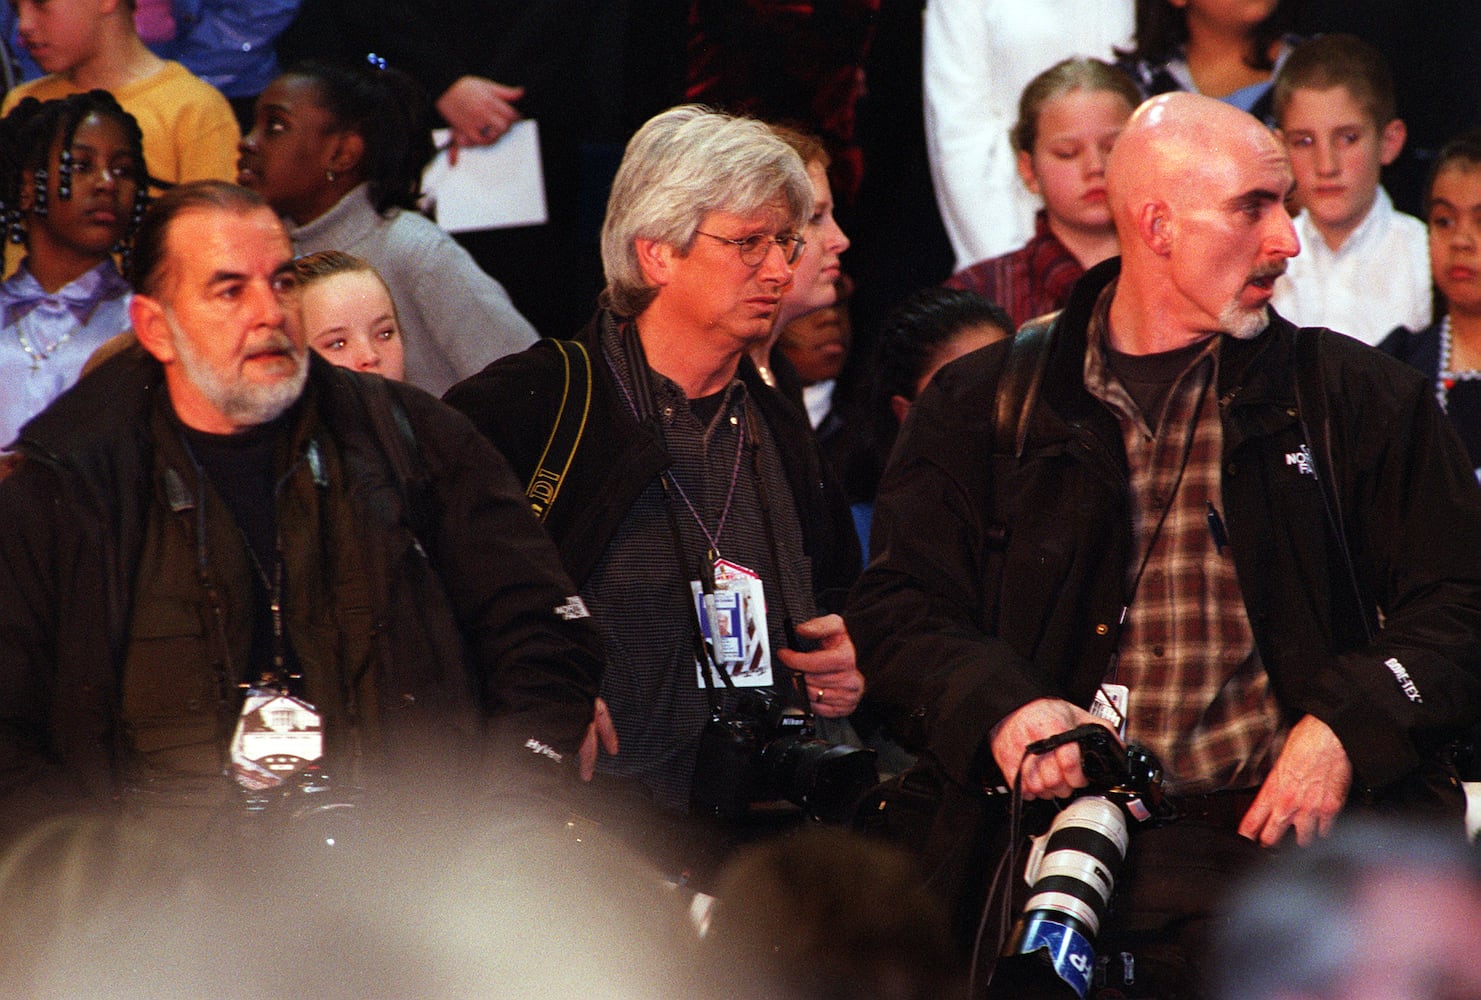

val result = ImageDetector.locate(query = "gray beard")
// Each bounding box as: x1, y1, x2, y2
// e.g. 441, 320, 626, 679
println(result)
167, 313, 308, 428
1221, 301, 1269, 341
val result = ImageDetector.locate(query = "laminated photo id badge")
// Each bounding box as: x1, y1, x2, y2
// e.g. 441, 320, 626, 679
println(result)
230, 689, 324, 791
1090, 683, 1130, 741
691, 558, 773, 688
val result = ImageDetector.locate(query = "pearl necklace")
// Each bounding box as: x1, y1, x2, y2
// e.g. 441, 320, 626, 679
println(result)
15, 320, 72, 372
1436, 315, 1481, 413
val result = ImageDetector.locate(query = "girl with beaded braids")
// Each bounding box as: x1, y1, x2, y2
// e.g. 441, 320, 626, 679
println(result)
236, 59, 538, 396
0, 91, 149, 448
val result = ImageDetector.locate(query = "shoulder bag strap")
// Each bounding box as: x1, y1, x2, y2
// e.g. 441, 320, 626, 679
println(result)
993, 313, 1056, 459
1291, 326, 1376, 643
349, 371, 437, 544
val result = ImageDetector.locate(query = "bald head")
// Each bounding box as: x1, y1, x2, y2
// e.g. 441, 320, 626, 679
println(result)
1104, 92, 1299, 352
1108, 92, 1288, 233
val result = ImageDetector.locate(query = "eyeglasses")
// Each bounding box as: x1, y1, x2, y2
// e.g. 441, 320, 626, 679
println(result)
694, 230, 806, 267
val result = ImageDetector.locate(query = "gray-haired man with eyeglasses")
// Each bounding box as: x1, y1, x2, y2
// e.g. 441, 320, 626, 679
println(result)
445, 105, 867, 881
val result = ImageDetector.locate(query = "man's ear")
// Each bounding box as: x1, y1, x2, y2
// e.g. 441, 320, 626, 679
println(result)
130, 294, 177, 364
1379, 117, 1407, 167
1139, 201, 1173, 256
634, 237, 673, 287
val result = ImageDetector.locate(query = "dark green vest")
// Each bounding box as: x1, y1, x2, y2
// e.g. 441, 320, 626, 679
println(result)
118, 389, 380, 817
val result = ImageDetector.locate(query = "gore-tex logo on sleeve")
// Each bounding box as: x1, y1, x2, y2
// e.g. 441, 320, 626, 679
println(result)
1384, 657, 1423, 704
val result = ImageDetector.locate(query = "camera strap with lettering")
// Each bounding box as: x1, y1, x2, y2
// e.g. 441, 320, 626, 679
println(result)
525, 338, 592, 522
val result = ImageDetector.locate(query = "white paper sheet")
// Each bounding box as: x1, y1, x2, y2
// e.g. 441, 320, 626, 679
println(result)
422, 119, 548, 233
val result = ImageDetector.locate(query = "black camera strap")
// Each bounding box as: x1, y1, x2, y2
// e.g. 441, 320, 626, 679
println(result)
744, 405, 804, 687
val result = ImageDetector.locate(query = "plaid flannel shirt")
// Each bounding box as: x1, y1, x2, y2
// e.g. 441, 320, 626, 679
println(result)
1084, 287, 1287, 794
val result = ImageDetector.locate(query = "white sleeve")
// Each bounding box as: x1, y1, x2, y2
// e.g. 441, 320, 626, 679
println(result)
1403, 218, 1434, 335
923, 0, 1037, 271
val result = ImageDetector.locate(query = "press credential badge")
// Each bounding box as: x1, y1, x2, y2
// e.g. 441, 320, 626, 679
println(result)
692, 558, 773, 688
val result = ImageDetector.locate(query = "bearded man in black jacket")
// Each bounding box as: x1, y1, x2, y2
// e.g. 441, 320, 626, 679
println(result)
0, 181, 603, 847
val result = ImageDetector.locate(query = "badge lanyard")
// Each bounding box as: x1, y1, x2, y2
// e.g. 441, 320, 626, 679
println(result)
177, 430, 324, 792
604, 336, 745, 569
1094, 362, 1215, 737
603, 330, 800, 706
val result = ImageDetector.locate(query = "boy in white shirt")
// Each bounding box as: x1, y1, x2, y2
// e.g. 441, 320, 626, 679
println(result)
1271, 34, 1430, 346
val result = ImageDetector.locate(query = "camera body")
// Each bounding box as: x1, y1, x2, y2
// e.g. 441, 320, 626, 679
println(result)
995, 725, 1170, 999
240, 763, 362, 851
691, 689, 878, 823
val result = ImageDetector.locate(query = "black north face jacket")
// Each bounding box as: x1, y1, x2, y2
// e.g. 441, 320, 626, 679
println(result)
849, 259, 1481, 811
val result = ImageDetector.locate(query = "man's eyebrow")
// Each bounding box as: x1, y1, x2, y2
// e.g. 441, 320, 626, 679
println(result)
205, 270, 249, 287
1226, 188, 1288, 210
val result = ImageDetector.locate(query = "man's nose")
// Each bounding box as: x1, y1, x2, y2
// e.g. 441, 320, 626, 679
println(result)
253, 280, 287, 325
758, 240, 795, 284
1268, 204, 1301, 259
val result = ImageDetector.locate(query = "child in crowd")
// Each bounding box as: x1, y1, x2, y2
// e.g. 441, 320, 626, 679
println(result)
750, 124, 851, 398
236, 60, 537, 397
0, 91, 148, 447
1116, 0, 1298, 119
923, 0, 1134, 271
2, 0, 235, 279
850, 287, 1013, 557
2, 0, 238, 189
295, 249, 405, 382
1271, 34, 1429, 346
1380, 129, 1481, 478
945, 58, 1139, 328
777, 274, 854, 433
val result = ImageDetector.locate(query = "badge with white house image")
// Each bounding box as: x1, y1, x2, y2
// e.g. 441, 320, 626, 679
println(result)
230, 690, 325, 791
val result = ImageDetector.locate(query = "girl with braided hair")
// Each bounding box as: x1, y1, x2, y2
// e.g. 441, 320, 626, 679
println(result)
0, 90, 149, 447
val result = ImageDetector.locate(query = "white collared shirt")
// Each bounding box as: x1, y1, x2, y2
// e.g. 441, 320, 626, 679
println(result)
1272, 188, 1431, 346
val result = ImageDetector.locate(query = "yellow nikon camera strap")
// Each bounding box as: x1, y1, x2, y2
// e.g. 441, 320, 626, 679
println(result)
525, 338, 592, 522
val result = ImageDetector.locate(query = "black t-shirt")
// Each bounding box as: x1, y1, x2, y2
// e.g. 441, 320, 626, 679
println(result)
179, 408, 297, 685
1106, 339, 1210, 434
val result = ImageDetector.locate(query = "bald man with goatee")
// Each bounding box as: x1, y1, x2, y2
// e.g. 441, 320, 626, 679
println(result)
849, 92, 1481, 997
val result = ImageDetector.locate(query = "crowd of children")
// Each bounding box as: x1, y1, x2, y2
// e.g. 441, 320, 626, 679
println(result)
3, 4, 1478, 468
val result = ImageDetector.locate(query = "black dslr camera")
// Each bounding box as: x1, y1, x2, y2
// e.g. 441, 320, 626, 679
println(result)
992, 725, 1172, 999
239, 764, 362, 852
690, 689, 879, 824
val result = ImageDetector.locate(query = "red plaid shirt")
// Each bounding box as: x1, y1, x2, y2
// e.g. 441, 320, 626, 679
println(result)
944, 211, 1084, 327
1084, 287, 1287, 794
